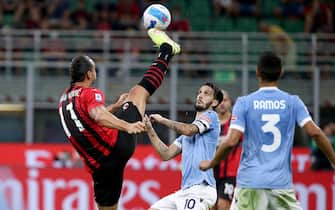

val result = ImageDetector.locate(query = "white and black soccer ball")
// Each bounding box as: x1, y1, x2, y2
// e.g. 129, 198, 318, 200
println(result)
142, 4, 171, 30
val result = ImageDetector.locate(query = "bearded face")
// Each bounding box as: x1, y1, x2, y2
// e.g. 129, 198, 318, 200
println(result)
194, 85, 216, 112
194, 100, 213, 112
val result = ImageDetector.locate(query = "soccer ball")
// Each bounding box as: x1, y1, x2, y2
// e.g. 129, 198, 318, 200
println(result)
142, 4, 171, 30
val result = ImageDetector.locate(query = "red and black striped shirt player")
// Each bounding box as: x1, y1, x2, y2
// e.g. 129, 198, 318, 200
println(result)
213, 90, 243, 210
215, 118, 243, 191
59, 86, 119, 173
58, 30, 181, 210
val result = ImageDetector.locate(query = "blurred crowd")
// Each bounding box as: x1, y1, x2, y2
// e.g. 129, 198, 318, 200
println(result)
213, 0, 333, 33
0, 0, 333, 33
0, 0, 191, 32
0, 0, 333, 81
0, 0, 334, 103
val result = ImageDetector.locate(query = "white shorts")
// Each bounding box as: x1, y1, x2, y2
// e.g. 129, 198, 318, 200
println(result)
150, 184, 217, 210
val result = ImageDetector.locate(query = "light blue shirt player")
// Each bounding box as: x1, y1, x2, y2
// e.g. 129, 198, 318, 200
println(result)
230, 87, 312, 189
174, 110, 220, 189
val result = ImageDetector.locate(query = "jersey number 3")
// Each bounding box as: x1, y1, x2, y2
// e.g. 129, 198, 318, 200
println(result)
261, 114, 281, 152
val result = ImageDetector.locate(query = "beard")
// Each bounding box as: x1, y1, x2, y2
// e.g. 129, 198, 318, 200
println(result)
194, 101, 212, 112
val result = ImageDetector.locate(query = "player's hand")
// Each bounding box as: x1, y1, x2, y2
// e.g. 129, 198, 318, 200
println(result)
127, 121, 145, 134
106, 93, 129, 112
144, 115, 153, 131
115, 93, 129, 107
199, 160, 212, 171
150, 114, 164, 123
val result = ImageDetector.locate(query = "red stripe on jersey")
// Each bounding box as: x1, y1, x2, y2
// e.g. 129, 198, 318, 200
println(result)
148, 67, 164, 80
82, 130, 111, 156
75, 93, 118, 149
143, 74, 160, 88
222, 117, 231, 135
147, 69, 163, 83
145, 70, 163, 86
156, 58, 168, 68
85, 164, 93, 174
69, 136, 100, 169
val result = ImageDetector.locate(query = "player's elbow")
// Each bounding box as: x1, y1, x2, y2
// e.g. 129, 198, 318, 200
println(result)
158, 152, 172, 161
161, 149, 176, 161
305, 123, 323, 139
161, 155, 171, 161
308, 127, 323, 139
182, 125, 198, 136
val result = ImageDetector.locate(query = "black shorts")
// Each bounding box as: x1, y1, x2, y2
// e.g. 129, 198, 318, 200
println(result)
92, 102, 142, 206
216, 177, 236, 201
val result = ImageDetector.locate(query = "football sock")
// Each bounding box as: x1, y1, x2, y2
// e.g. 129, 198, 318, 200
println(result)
138, 43, 172, 95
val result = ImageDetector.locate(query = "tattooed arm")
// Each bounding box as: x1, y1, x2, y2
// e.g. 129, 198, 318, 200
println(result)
149, 114, 199, 136
89, 105, 144, 134
144, 115, 181, 161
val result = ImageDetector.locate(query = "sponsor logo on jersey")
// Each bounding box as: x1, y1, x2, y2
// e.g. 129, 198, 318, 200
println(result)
95, 93, 102, 102
122, 102, 129, 110
199, 114, 211, 123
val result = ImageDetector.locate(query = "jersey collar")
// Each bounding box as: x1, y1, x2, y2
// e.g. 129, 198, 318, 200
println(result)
258, 86, 279, 91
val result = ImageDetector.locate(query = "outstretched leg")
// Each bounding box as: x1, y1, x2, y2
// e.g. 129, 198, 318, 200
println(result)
126, 29, 181, 116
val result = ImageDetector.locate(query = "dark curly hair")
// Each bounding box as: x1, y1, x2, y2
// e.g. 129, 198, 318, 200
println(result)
202, 82, 224, 109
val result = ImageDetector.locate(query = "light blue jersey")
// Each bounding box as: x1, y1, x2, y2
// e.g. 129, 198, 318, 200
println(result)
174, 110, 220, 189
230, 87, 311, 189
0, 192, 9, 210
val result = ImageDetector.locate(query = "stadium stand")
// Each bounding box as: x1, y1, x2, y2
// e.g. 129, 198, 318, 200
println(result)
0, 0, 334, 144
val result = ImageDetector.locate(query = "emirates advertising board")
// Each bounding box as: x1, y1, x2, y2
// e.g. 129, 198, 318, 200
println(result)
0, 144, 333, 210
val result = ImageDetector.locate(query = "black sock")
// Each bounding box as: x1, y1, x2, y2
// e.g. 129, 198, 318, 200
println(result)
138, 43, 173, 95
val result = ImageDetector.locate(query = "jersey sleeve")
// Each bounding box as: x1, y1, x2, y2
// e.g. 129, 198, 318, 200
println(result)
173, 135, 183, 149
192, 111, 215, 134
82, 88, 106, 113
294, 96, 312, 127
230, 97, 246, 133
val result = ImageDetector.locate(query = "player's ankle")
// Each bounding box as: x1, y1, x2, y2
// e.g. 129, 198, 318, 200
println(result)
158, 43, 173, 62
159, 43, 173, 55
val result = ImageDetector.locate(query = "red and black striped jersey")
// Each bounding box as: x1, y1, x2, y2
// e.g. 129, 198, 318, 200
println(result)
58, 86, 118, 173
216, 117, 243, 178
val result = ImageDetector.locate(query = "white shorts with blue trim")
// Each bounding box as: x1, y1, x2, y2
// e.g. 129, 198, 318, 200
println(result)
150, 184, 217, 210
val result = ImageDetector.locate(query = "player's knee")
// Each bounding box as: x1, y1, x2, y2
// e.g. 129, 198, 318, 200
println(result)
128, 85, 150, 101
